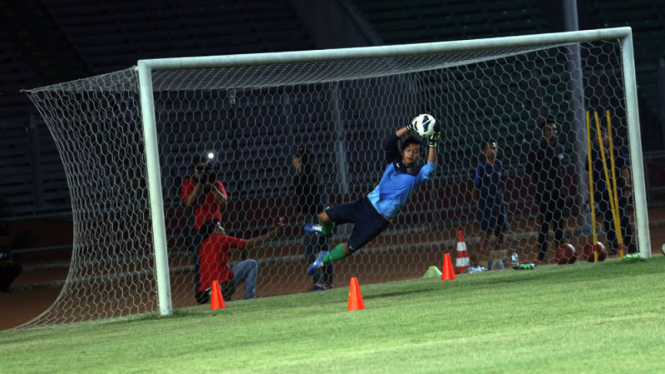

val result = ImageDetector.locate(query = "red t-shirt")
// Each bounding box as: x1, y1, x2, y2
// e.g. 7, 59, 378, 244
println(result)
197, 234, 246, 291
181, 179, 227, 229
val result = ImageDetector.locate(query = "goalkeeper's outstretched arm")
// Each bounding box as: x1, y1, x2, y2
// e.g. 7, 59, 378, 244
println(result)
382, 127, 410, 162
428, 143, 437, 164
395, 127, 410, 138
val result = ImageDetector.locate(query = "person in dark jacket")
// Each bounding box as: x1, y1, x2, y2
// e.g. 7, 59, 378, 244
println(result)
294, 147, 333, 291
473, 140, 509, 266
526, 118, 568, 262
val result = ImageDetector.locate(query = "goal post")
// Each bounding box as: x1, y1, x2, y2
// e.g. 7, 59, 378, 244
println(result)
137, 60, 172, 317
24, 27, 650, 327
619, 33, 650, 260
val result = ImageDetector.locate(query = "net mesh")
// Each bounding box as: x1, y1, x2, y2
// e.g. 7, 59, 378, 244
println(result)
24, 69, 158, 326
24, 39, 638, 327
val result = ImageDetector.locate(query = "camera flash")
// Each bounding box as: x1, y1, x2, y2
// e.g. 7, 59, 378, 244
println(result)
207, 152, 215, 160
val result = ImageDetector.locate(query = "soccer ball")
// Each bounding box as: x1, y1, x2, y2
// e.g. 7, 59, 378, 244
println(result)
583, 242, 607, 262
555, 243, 577, 265
411, 114, 437, 138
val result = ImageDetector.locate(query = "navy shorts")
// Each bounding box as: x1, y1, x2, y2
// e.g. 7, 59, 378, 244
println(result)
325, 197, 390, 252
477, 198, 509, 232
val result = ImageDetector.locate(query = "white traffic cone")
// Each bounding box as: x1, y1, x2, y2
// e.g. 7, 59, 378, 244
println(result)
455, 230, 470, 274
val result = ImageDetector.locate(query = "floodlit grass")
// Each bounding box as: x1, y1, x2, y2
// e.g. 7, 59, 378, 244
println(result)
2, 257, 664, 374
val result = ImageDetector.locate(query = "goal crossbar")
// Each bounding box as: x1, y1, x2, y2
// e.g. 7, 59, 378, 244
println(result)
138, 27, 633, 71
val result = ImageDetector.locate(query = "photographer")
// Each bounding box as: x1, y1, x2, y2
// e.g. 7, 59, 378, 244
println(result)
181, 154, 228, 253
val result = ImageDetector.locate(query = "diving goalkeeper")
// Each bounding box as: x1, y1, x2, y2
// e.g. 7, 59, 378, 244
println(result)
305, 115, 440, 275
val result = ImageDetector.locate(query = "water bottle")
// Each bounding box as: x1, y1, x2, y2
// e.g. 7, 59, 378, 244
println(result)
467, 266, 486, 274
511, 251, 519, 269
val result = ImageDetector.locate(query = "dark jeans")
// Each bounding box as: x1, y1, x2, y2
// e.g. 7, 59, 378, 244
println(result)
537, 195, 565, 260
598, 196, 633, 253
0, 262, 22, 292
304, 216, 333, 286
189, 227, 206, 254
194, 259, 259, 303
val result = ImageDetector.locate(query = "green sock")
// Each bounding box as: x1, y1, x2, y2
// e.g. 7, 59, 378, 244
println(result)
322, 243, 348, 264
318, 216, 335, 236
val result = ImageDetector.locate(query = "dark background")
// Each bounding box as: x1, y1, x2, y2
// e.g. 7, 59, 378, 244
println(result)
0, 0, 663, 260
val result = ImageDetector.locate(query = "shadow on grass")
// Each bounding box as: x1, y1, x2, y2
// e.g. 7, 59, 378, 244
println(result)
363, 288, 436, 300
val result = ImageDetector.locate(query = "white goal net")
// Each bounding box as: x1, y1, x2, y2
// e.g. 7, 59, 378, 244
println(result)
23, 28, 649, 327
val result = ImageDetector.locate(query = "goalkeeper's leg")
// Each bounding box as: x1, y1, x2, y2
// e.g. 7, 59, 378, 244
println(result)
304, 198, 366, 238
307, 242, 346, 276
304, 211, 337, 238
308, 197, 390, 275
318, 212, 336, 236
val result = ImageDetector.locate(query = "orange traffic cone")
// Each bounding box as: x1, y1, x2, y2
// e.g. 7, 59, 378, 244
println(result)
455, 230, 469, 274
347, 277, 365, 311
441, 253, 457, 281
210, 280, 226, 310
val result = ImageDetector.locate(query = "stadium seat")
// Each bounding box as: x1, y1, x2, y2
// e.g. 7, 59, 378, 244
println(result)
42, 0, 312, 74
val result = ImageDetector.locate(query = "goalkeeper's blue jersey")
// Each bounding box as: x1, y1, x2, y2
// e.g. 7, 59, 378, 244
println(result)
367, 161, 435, 218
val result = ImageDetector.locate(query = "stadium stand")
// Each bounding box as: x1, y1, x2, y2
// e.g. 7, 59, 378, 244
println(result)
354, 0, 665, 165
43, 0, 313, 74
0, 0, 662, 233
0, 122, 35, 211
0, 33, 39, 118
354, 0, 550, 44
0, 117, 70, 216
0, 0, 315, 218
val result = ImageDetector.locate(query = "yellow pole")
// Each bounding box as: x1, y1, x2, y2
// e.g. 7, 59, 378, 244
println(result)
594, 111, 619, 260
586, 111, 598, 263
606, 110, 625, 259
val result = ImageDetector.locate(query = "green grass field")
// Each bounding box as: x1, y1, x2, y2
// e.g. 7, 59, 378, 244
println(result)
1, 256, 664, 374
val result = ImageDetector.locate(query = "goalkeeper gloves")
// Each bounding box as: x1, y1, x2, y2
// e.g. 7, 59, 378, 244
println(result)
406, 117, 418, 133
428, 123, 441, 148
